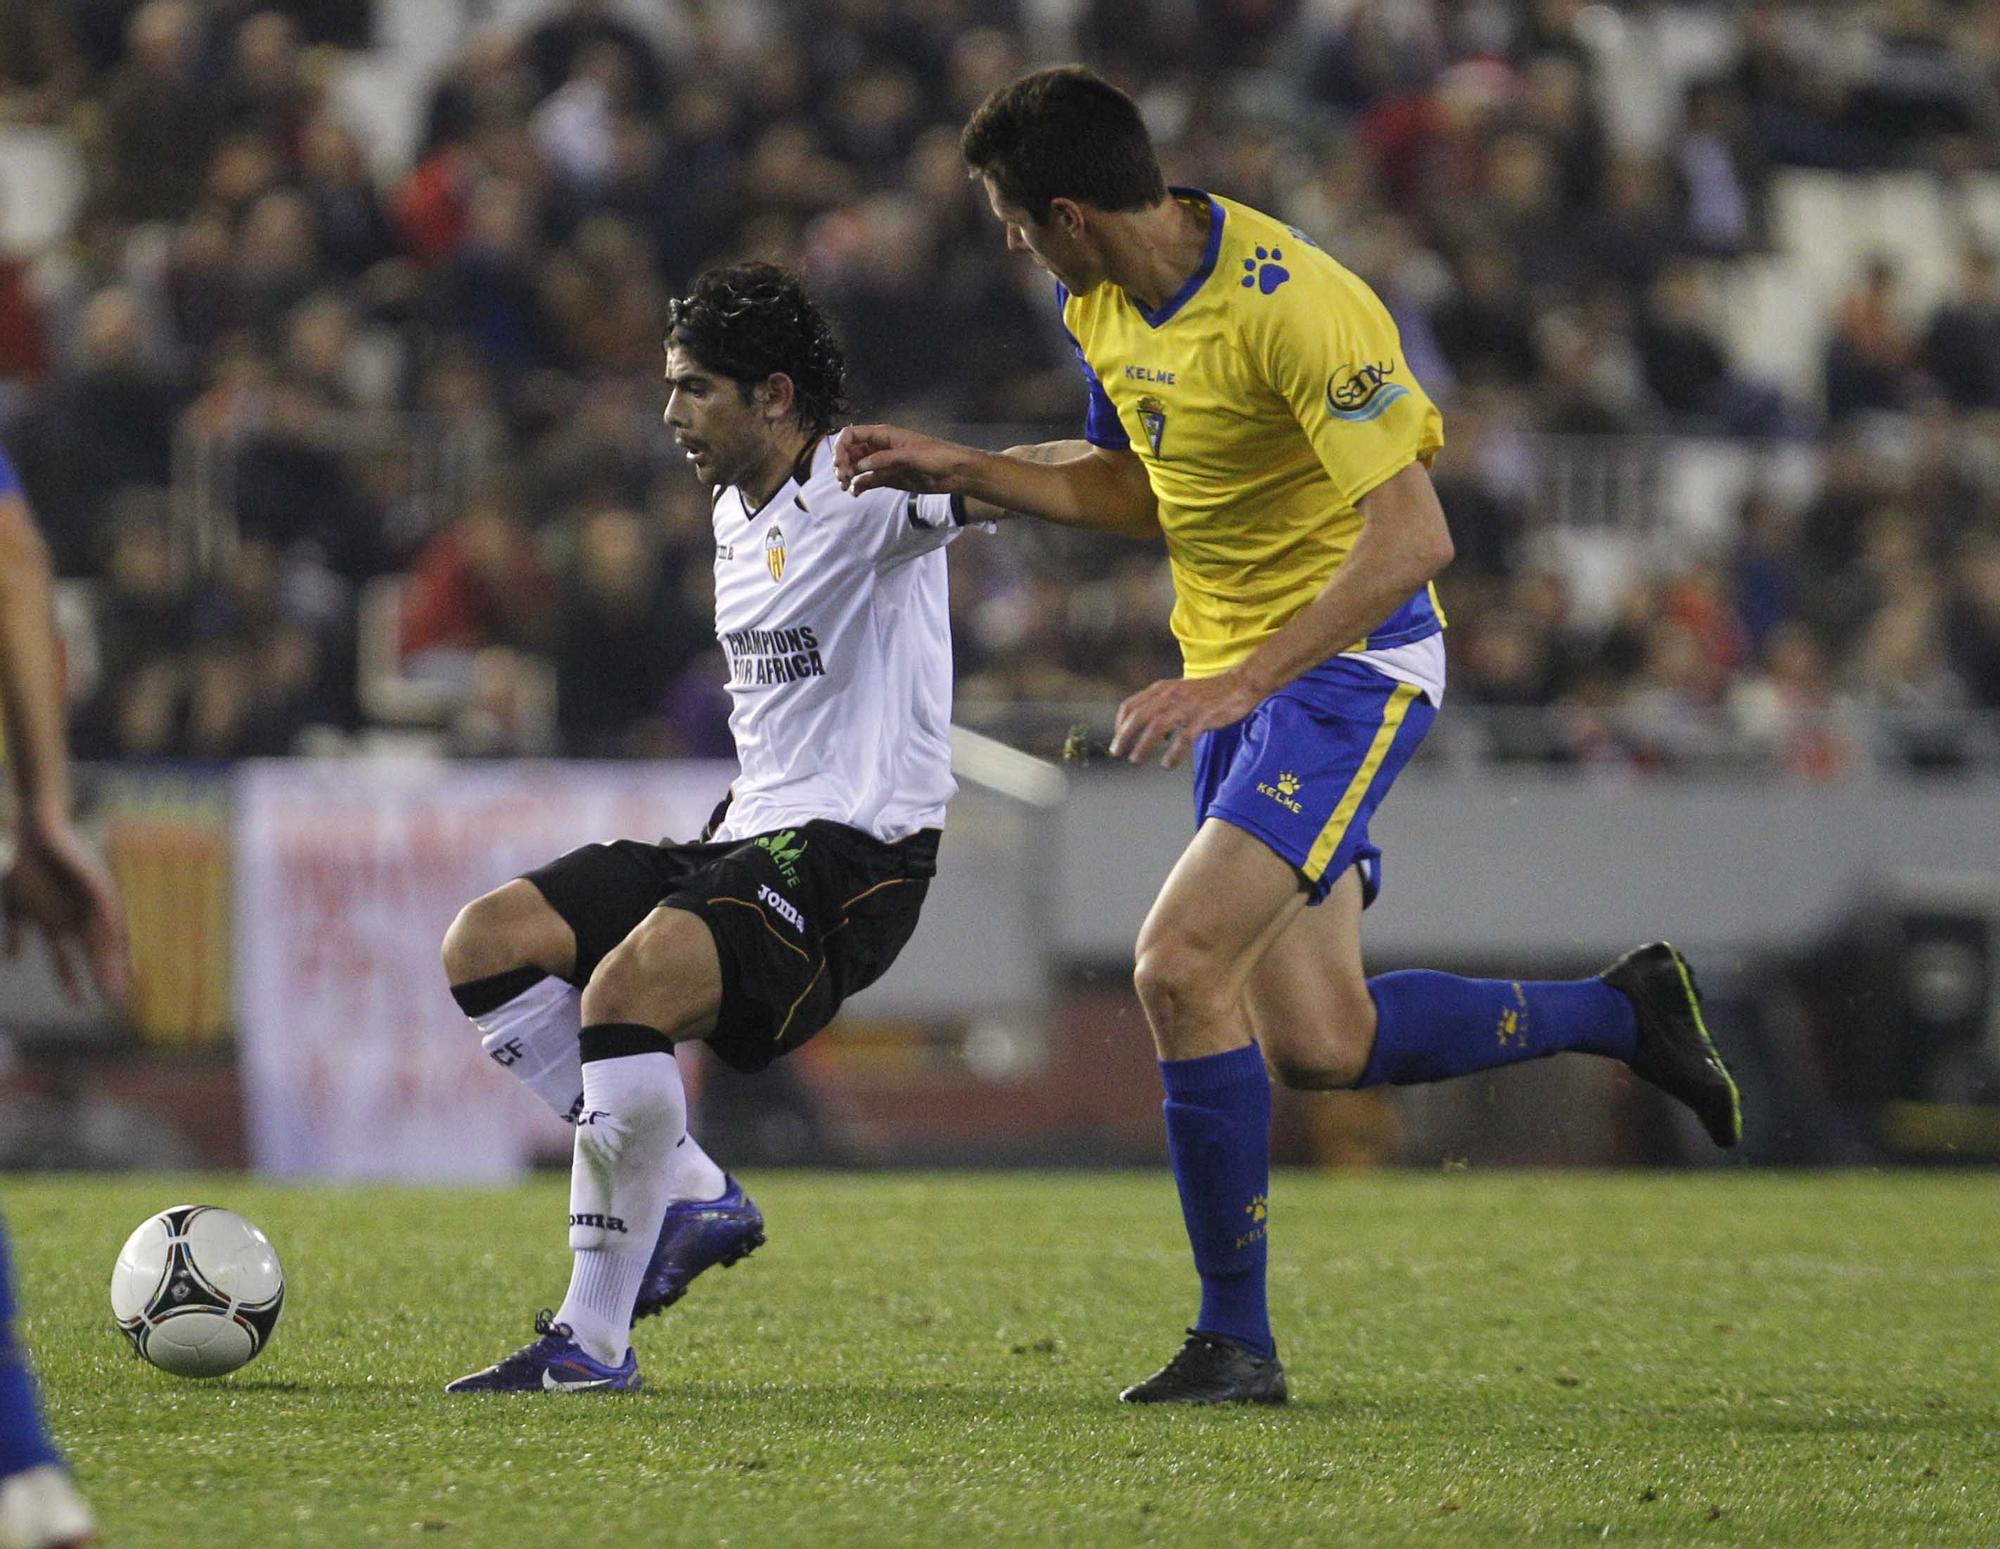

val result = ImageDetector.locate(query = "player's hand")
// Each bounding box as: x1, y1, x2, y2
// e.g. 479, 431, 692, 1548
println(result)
3, 815, 131, 1007
835, 424, 968, 496
1110, 672, 1263, 770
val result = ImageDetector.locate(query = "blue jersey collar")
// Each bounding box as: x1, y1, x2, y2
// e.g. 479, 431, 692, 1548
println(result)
1131, 188, 1224, 330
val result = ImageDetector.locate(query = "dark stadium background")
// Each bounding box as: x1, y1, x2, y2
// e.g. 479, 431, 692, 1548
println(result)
1, 0, 1996, 1178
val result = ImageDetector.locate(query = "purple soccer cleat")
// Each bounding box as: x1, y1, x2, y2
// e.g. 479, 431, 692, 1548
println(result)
632, 1175, 765, 1324
445, 1311, 640, 1393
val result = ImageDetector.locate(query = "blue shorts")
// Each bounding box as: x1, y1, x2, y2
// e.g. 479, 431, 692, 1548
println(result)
1192, 656, 1436, 907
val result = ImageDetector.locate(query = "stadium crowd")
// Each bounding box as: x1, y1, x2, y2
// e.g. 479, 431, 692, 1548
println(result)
0, 0, 1997, 774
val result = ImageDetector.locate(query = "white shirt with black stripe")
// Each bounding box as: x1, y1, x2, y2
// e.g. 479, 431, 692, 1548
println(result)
707, 435, 974, 844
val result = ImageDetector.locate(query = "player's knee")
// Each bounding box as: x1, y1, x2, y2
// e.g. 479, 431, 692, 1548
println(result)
442, 880, 568, 986
581, 933, 650, 1025
440, 890, 512, 985
1133, 938, 1231, 1032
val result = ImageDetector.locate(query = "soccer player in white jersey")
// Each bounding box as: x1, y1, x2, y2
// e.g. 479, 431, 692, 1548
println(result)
443, 264, 981, 1392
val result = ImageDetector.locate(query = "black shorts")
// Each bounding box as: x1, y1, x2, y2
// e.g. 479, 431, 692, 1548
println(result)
523, 819, 937, 1073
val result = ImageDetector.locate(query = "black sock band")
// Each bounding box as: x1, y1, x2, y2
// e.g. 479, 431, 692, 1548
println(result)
450, 966, 549, 1018
579, 1021, 675, 1063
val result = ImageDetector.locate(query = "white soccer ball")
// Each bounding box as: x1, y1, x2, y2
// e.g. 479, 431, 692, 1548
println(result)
109, 1205, 285, 1378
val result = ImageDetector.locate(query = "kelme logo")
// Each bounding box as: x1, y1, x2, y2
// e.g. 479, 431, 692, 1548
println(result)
1255, 771, 1304, 814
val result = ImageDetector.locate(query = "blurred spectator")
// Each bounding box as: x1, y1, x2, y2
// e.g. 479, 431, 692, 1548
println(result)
1849, 575, 1972, 769
524, 0, 666, 116
1943, 527, 2000, 708
297, 115, 400, 279
1731, 489, 1801, 655
1674, 80, 1761, 255
220, 11, 315, 156
1921, 250, 2000, 411
98, 1, 220, 223
10, 288, 182, 572
552, 506, 708, 756
1825, 257, 1918, 420
399, 482, 555, 684
1729, 622, 1858, 780
0, 0, 87, 123
1431, 243, 1538, 388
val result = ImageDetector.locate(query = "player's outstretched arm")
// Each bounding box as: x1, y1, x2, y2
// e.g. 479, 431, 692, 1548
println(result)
836, 424, 1158, 538
0, 487, 131, 1006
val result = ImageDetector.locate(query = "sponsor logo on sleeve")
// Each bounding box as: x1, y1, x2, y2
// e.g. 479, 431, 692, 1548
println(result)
1325, 361, 1408, 423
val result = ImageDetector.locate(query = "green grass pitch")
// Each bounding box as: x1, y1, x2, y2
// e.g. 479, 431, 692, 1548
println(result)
9, 1171, 1999, 1547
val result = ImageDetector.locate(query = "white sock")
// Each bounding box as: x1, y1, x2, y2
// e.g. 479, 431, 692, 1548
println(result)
667, 1130, 728, 1203
555, 1049, 684, 1364
471, 976, 584, 1121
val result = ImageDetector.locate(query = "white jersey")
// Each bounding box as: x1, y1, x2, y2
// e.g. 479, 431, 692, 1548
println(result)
708, 435, 972, 844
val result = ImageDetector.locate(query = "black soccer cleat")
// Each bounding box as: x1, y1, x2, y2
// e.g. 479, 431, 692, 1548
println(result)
1602, 941, 1742, 1148
1119, 1331, 1288, 1406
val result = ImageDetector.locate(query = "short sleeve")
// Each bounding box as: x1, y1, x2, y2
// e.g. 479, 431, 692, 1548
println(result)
0, 442, 20, 498
869, 489, 985, 569
1255, 269, 1444, 509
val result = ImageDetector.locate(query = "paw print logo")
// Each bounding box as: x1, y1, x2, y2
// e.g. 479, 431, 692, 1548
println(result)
1241, 246, 1290, 295
1246, 1194, 1268, 1223
1276, 771, 1300, 797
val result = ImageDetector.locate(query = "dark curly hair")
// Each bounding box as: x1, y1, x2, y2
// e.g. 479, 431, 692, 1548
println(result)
664, 262, 849, 435
961, 66, 1165, 224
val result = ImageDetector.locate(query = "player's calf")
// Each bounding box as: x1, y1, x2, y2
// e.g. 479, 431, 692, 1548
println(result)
1263, 1044, 1368, 1092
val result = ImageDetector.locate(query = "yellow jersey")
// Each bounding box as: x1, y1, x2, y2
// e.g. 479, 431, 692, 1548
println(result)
1060, 190, 1445, 678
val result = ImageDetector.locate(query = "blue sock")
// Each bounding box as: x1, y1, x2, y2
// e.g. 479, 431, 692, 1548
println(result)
0, 1218, 63, 1477
1159, 1043, 1274, 1359
1358, 971, 1638, 1086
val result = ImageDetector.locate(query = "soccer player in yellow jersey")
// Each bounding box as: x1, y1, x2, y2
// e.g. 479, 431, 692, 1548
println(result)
838, 67, 1742, 1405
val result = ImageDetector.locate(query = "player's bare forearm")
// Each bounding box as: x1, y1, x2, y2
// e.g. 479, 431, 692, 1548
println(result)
838, 425, 1158, 538
0, 493, 71, 829
1229, 460, 1455, 701
962, 442, 1160, 538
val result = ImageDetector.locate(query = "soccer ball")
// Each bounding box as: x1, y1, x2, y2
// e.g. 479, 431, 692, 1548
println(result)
109, 1205, 285, 1377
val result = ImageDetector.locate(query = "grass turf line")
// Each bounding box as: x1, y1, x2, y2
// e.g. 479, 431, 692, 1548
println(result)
9, 1171, 1999, 1548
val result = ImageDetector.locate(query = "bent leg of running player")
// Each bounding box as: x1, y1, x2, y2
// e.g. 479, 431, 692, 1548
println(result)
1249, 864, 1647, 1098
